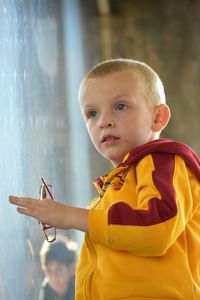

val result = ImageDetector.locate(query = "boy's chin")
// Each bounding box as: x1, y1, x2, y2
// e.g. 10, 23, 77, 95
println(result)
109, 157, 124, 167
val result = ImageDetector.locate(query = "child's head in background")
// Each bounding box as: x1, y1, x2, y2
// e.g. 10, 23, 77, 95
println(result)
40, 235, 77, 297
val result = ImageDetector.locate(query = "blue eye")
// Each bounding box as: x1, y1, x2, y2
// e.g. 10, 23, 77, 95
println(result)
115, 103, 127, 111
88, 110, 97, 118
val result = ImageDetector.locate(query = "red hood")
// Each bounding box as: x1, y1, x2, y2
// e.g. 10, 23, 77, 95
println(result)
119, 138, 200, 182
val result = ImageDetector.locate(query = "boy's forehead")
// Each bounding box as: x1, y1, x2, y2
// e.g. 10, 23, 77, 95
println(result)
80, 71, 138, 96
79, 74, 144, 112
46, 260, 67, 269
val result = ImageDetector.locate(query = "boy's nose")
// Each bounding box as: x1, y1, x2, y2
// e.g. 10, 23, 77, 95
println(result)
99, 114, 115, 128
100, 121, 114, 128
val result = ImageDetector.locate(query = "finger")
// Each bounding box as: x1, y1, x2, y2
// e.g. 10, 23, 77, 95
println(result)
9, 196, 36, 208
17, 207, 38, 219
17, 207, 33, 215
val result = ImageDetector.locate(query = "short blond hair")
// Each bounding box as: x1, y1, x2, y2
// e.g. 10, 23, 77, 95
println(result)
79, 58, 166, 106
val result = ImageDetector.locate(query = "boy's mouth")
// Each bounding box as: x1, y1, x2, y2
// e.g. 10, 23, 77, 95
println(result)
101, 134, 120, 143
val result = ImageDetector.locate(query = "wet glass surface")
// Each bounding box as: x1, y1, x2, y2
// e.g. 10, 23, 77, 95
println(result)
0, 1, 91, 298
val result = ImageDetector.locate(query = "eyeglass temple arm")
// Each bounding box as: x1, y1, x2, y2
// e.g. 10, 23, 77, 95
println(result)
41, 177, 54, 200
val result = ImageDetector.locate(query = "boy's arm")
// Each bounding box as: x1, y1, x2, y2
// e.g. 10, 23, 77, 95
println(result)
88, 154, 199, 256
9, 196, 89, 233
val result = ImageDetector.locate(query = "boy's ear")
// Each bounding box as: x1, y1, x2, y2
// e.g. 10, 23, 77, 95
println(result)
152, 104, 171, 132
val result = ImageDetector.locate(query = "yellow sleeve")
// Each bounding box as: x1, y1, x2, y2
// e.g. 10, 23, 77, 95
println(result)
88, 154, 197, 256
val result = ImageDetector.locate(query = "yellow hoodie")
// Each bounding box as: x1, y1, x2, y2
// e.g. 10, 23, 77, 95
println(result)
76, 139, 200, 300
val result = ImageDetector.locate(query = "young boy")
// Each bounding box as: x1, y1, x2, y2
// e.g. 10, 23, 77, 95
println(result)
9, 59, 200, 299
39, 235, 77, 300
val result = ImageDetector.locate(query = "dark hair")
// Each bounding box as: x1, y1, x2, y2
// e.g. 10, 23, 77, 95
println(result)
40, 235, 77, 269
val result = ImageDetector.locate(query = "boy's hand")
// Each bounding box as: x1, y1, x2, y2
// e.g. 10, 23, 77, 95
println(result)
9, 196, 88, 233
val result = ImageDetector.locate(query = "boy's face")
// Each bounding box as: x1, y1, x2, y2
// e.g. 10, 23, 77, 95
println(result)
44, 260, 70, 296
80, 71, 157, 166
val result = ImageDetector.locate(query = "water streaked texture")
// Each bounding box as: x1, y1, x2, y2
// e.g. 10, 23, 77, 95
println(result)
0, 1, 91, 299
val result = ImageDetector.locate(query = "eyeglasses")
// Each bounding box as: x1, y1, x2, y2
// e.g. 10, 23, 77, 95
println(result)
39, 177, 56, 243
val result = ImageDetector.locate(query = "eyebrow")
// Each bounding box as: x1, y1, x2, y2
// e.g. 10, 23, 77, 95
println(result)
110, 93, 130, 99
83, 93, 130, 107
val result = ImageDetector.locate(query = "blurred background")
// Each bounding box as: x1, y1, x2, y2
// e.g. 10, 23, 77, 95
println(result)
0, 0, 200, 299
